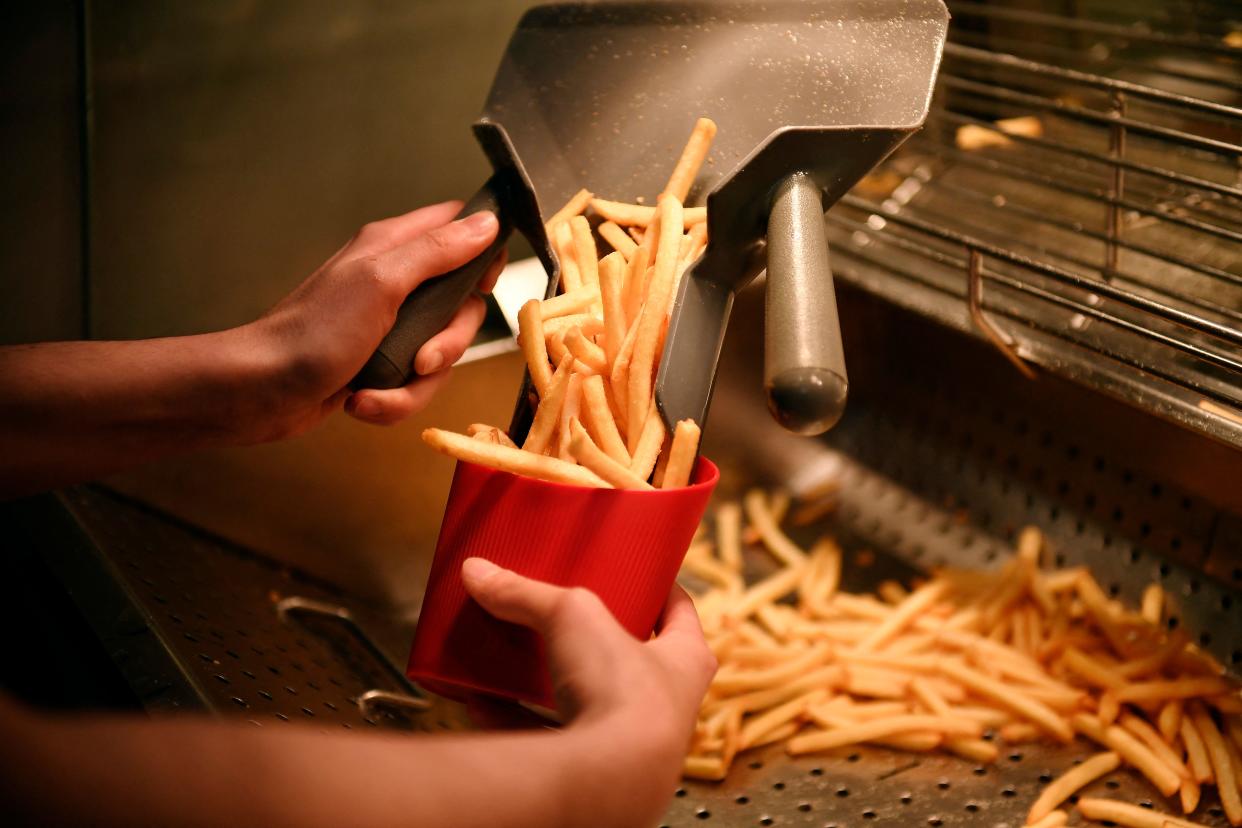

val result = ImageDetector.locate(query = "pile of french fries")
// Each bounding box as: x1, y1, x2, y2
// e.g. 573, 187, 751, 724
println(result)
421, 118, 719, 490
682, 488, 1242, 828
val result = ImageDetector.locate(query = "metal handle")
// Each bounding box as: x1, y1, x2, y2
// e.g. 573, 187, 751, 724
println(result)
349, 176, 513, 390
764, 173, 849, 435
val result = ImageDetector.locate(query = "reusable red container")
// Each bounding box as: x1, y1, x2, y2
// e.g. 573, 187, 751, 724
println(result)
408, 457, 719, 709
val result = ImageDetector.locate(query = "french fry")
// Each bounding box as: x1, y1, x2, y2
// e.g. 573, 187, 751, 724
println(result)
1159, 700, 1184, 743
738, 689, 827, 750
517, 299, 555, 396
1089, 689, 1118, 722
787, 714, 982, 755
621, 245, 650, 331
1181, 714, 1215, 784
1224, 737, 1242, 826
522, 356, 573, 454
743, 489, 807, 567
844, 665, 917, 700
1061, 646, 1126, 690
567, 419, 652, 491
589, 197, 706, 227
1027, 751, 1120, 824
1000, 722, 1042, 744
626, 195, 683, 446
663, 117, 717, 202
1189, 703, 1242, 825
543, 313, 604, 338
580, 375, 629, 466
1072, 714, 1181, 796
726, 565, 805, 623
564, 327, 608, 374
702, 665, 842, 717
1141, 583, 1164, 625
467, 424, 517, 449
1076, 798, 1209, 828
1117, 631, 1190, 679
555, 374, 583, 461
544, 188, 592, 233
715, 502, 743, 572
554, 221, 582, 291
712, 643, 828, 696
945, 738, 999, 763
662, 420, 701, 488
682, 220, 708, 267
568, 215, 599, 290
609, 316, 640, 432
1180, 777, 1201, 814
471, 427, 500, 445
854, 581, 948, 652
597, 252, 628, 365
749, 721, 801, 751
598, 221, 637, 260
1118, 712, 1190, 781
540, 284, 600, 319
627, 400, 666, 481
1025, 809, 1068, 828
939, 661, 1073, 741
1117, 678, 1234, 704
682, 755, 727, 781
422, 428, 606, 488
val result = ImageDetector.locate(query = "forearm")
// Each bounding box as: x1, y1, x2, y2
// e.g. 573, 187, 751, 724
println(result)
0, 324, 281, 497
6, 705, 675, 828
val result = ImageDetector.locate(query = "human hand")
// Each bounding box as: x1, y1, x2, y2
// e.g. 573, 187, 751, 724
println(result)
241, 202, 506, 440
460, 557, 716, 811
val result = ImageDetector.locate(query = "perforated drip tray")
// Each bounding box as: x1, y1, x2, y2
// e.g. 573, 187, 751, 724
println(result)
41, 487, 471, 734
661, 375, 1242, 826
663, 525, 1238, 827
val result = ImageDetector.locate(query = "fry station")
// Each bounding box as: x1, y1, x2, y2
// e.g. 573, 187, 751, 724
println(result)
1, 2, 1240, 827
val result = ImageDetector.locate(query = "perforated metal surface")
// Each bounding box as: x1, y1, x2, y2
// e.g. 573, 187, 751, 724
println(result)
59, 488, 470, 734
667, 358, 1241, 827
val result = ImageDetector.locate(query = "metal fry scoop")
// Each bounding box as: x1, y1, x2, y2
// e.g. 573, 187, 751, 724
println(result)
353, 0, 949, 440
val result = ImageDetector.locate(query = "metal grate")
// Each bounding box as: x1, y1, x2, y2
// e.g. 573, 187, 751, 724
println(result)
664, 353, 1242, 827
829, 0, 1242, 450
56, 488, 470, 733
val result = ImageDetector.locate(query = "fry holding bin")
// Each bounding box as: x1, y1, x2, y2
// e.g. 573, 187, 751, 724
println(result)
407, 456, 719, 709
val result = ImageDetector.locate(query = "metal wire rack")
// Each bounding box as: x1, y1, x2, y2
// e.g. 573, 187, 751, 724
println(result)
829, 0, 1242, 449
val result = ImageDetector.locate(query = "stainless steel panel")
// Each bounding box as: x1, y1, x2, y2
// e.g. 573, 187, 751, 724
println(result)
88, 0, 530, 340
0, 1, 85, 345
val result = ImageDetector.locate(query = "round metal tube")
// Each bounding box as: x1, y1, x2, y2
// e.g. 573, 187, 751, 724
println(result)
764, 174, 848, 435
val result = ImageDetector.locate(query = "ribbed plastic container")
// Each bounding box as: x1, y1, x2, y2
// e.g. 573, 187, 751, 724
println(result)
407, 457, 719, 709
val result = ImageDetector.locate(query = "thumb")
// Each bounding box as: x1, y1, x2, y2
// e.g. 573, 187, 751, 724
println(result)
379, 210, 500, 297
461, 557, 567, 635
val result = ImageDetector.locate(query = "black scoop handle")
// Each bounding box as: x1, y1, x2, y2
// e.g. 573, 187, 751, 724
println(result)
349, 177, 512, 390
764, 173, 849, 435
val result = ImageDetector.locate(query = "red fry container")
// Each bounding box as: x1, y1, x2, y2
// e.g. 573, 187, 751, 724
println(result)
407, 456, 719, 709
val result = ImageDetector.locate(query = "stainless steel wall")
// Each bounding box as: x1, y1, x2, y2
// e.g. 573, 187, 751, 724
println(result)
0, 1, 84, 345
88, 0, 530, 339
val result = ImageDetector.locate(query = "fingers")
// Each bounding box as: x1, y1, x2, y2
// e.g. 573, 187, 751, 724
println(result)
654, 584, 704, 638
343, 367, 452, 425
650, 584, 716, 682
378, 211, 500, 299
413, 295, 487, 376
460, 557, 567, 636
339, 201, 465, 261
477, 247, 509, 295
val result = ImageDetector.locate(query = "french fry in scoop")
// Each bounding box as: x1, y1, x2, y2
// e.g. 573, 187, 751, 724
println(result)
424, 120, 718, 488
